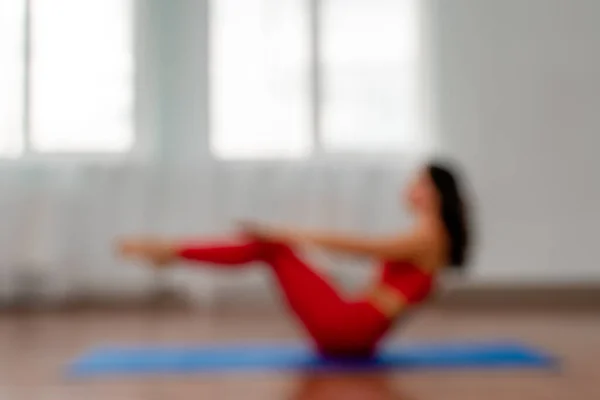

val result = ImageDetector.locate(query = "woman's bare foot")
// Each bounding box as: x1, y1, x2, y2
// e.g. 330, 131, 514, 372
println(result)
117, 238, 177, 267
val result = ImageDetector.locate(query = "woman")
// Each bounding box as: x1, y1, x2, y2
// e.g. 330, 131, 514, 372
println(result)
119, 161, 471, 358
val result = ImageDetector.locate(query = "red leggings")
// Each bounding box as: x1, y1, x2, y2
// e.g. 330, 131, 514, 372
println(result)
178, 239, 392, 357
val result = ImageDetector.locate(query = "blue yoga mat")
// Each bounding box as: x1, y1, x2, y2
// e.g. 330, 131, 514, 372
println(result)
68, 341, 557, 377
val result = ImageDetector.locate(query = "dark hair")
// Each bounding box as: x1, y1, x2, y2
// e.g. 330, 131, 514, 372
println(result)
427, 161, 471, 269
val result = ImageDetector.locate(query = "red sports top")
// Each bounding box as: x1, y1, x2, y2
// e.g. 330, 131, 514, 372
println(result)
379, 260, 435, 304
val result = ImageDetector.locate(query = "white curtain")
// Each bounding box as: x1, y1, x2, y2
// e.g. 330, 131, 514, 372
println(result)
0, 161, 418, 306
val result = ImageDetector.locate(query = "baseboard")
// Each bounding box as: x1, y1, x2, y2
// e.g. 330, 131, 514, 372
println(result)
431, 283, 600, 312
2, 283, 600, 314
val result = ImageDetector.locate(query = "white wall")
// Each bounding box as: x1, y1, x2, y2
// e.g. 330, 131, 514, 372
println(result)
2, 0, 599, 305
151, 0, 210, 162
431, 0, 600, 283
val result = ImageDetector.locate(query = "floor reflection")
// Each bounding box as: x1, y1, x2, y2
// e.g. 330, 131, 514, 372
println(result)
291, 374, 412, 400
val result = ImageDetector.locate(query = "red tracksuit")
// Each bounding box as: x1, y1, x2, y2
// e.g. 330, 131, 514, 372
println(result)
177, 239, 434, 358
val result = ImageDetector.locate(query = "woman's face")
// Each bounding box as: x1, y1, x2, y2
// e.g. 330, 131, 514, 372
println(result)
405, 169, 439, 212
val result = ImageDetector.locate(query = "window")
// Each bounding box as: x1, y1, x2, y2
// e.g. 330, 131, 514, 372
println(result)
210, 0, 312, 159
0, 0, 134, 157
0, 1, 25, 157
321, 0, 422, 152
210, 0, 427, 159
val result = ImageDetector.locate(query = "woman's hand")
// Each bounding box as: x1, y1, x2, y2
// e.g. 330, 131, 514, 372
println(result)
238, 221, 301, 244
117, 237, 177, 267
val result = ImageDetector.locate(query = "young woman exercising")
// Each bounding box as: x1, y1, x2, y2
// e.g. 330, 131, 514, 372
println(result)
119, 161, 471, 358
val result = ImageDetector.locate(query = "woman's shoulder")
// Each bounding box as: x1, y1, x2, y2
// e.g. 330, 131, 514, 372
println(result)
401, 218, 448, 269
398, 218, 446, 253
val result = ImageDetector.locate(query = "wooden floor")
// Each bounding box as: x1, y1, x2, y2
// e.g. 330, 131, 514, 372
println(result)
1, 307, 598, 399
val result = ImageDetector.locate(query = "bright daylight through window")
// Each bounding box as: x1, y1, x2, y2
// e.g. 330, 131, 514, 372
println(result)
210, 0, 426, 159
0, 0, 134, 156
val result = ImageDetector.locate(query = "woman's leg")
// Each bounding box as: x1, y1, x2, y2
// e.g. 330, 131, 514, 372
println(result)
261, 242, 391, 356
177, 238, 265, 265
178, 239, 391, 356
177, 239, 346, 340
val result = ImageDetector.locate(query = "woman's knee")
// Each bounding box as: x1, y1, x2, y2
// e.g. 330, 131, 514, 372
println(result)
260, 241, 296, 262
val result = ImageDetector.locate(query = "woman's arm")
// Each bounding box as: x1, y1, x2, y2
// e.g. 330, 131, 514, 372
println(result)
243, 222, 432, 261
297, 230, 430, 260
